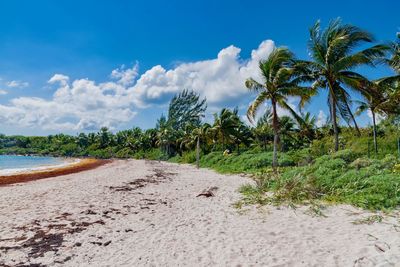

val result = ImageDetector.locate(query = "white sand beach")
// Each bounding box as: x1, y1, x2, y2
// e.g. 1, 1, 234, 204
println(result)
0, 159, 399, 266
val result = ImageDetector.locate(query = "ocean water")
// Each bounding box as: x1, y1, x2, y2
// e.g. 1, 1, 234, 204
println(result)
0, 155, 64, 170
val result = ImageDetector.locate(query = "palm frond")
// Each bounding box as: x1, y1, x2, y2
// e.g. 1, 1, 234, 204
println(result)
353, 100, 369, 116
247, 91, 270, 123
245, 78, 264, 92
278, 99, 305, 128
308, 20, 326, 65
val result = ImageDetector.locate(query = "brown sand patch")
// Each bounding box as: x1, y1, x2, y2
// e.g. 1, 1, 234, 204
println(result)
0, 158, 110, 186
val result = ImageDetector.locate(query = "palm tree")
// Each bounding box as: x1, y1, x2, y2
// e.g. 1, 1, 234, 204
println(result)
182, 123, 211, 168
245, 47, 313, 170
76, 133, 89, 148
298, 18, 389, 151
253, 109, 273, 151
212, 108, 240, 151
298, 112, 317, 141
231, 123, 252, 154
278, 116, 297, 151
124, 127, 144, 151
156, 119, 178, 157
390, 33, 400, 73
355, 76, 400, 154
97, 127, 113, 149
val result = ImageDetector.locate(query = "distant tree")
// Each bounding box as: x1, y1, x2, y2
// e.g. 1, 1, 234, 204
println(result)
156, 114, 178, 156
231, 123, 253, 154
125, 127, 144, 151
212, 108, 240, 151
355, 76, 400, 154
167, 89, 207, 131
253, 109, 273, 151
298, 112, 317, 141
76, 133, 89, 148
182, 123, 211, 168
278, 116, 297, 151
87, 133, 97, 146
97, 127, 113, 149
143, 129, 158, 149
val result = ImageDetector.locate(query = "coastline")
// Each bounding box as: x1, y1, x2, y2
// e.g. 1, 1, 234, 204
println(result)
0, 157, 81, 176
0, 158, 111, 186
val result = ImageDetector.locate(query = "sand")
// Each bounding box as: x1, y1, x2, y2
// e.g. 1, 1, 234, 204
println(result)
0, 159, 399, 266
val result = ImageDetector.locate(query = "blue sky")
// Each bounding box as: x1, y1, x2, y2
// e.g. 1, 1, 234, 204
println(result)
0, 0, 398, 135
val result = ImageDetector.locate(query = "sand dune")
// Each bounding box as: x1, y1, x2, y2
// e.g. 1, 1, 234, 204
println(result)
0, 159, 399, 266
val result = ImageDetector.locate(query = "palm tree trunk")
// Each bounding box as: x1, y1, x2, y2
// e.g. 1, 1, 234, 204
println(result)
349, 108, 361, 136
272, 99, 279, 171
372, 110, 378, 155
329, 90, 339, 152
196, 136, 200, 169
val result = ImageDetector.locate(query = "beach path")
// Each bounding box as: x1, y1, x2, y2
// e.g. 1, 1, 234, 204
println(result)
0, 159, 399, 266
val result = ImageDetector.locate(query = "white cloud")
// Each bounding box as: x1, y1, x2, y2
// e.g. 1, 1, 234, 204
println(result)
48, 74, 69, 86
132, 40, 275, 107
7, 80, 29, 88
111, 63, 139, 86
0, 40, 276, 132
0, 89, 7, 95
0, 70, 138, 131
316, 110, 327, 127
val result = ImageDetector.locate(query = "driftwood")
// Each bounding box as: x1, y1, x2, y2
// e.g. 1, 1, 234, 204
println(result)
196, 186, 218, 198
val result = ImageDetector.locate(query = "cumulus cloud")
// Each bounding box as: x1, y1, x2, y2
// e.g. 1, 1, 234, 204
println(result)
111, 63, 139, 86
0, 40, 276, 132
132, 40, 275, 107
0, 72, 138, 131
7, 80, 29, 88
0, 89, 7, 95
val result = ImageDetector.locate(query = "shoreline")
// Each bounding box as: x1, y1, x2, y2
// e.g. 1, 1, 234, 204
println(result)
0, 158, 111, 186
0, 157, 81, 176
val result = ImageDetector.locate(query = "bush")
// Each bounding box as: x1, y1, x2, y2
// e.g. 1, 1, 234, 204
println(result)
242, 151, 400, 210
115, 147, 134, 158
169, 150, 198, 164
90, 148, 114, 159
134, 148, 165, 160
199, 150, 295, 173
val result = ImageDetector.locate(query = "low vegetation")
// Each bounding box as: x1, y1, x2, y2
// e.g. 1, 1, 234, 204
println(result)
238, 150, 400, 210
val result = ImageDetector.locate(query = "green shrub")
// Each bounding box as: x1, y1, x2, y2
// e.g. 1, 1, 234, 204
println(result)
133, 148, 165, 160
241, 152, 400, 210
115, 147, 134, 158
199, 150, 295, 173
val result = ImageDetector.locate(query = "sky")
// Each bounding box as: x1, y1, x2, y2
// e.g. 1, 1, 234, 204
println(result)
0, 0, 399, 136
